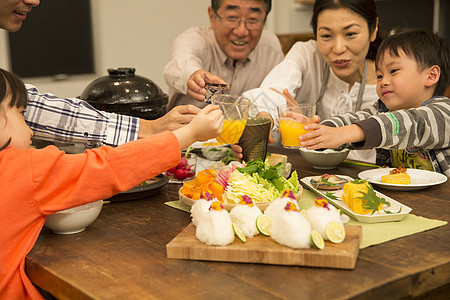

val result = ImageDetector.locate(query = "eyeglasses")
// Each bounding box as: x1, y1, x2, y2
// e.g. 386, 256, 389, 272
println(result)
214, 12, 265, 31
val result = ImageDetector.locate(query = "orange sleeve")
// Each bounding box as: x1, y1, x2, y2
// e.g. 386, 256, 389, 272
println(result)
30, 131, 180, 214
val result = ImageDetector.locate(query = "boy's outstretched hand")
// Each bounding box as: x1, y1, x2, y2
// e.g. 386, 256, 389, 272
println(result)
299, 123, 365, 150
189, 104, 223, 141
174, 105, 223, 149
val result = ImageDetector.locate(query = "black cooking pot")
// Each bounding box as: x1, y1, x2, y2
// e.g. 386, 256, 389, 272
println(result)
80, 68, 168, 120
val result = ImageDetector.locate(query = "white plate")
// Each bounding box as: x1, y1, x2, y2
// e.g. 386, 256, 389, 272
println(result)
301, 176, 412, 223
190, 138, 228, 149
358, 168, 447, 191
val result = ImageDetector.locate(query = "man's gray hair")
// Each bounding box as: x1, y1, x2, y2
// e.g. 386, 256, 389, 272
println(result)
211, 0, 272, 15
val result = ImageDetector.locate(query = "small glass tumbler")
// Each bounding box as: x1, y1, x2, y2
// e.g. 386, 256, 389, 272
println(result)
205, 83, 228, 103
277, 104, 316, 149
165, 151, 197, 183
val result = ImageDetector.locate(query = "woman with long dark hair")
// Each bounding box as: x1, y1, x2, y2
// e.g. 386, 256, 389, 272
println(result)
245, 0, 385, 162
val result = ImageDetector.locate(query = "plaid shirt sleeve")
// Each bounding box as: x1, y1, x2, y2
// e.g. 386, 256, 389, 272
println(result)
24, 84, 139, 146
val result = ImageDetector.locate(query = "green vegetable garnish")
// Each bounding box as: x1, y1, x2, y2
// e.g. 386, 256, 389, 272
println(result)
237, 158, 287, 191
325, 191, 339, 201
355, 181, 391, 215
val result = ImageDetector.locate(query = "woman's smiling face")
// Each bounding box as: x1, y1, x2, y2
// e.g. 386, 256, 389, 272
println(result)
316, 8, 377, 85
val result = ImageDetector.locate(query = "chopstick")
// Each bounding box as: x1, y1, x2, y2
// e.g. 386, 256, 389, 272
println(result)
341, 160, 384, 168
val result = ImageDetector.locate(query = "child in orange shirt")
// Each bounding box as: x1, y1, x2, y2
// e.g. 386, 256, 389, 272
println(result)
0, 68, 223, 299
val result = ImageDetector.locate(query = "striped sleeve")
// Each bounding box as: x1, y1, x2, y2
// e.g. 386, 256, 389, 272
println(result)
370, 97, 450, 150
24, 84, 139, 146
322, 102, 379, 127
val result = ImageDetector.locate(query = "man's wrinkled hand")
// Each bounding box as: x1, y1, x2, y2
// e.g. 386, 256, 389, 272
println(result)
187, 70, 228, 101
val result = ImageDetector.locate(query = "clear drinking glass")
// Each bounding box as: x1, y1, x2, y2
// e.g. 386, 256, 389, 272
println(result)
212, 94, 250, 145
204, 83, 228, 103
277, 104, 316, 149
165, 151, 197, 183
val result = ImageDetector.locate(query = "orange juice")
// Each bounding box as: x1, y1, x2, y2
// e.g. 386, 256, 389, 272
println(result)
279, 120, 312, 147
217, 119, 247, 144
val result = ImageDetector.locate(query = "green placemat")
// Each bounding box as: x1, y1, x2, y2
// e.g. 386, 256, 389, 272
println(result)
165, 200, 191, 213
165, 189, 447, 249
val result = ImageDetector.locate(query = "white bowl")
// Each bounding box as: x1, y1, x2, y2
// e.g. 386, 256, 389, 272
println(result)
201, 146, 229, 161
44, 200, 103, 234
299, 148, 350, 169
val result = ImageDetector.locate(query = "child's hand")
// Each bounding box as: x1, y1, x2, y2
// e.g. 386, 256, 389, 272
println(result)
299, 123, 364, 149
173, 105, 223, 149
270, 88, 297, 107
189, 104, 223, 142
277, 110, 320, 128
281, 110, 320, 124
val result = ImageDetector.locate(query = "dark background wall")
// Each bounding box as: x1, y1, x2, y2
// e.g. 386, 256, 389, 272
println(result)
376, 0, 449, 41
8, 0, 94, 78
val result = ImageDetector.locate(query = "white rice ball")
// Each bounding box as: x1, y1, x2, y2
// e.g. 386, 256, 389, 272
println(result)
196, 209, 234, 246
191, 199, 213, 226
264, 197, 299, 220
305, 205, 342, 240
229, 204, 262, 238
271, 210, 311, 249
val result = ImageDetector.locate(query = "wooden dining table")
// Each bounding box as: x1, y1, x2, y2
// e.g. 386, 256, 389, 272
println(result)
25, 145, 450, 299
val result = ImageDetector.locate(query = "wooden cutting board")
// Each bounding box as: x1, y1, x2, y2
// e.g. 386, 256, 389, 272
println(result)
166, 224, 361, 269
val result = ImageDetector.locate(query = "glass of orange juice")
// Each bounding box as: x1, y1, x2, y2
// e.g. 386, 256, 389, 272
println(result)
277, 104, 316, 148
212, 94, 250, 145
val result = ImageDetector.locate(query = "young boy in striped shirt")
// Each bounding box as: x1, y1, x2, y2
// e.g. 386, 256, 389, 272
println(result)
298, 29, 450, 177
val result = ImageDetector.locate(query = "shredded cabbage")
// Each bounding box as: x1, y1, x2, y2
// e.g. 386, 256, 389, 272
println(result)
225, 169, 300, 203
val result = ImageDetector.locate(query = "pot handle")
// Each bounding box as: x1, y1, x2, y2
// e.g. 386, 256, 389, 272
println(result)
107, 68, 136, 77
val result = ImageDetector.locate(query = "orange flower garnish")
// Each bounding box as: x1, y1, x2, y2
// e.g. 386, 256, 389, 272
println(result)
314, 197, 330, 210
284, 202, 299, 212
282, 190, 296, 200
238, 195, 254, 207
209, 200, 224, 211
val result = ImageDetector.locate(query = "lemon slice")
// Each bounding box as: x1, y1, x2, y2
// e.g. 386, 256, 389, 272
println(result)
311, 230, 325, 250
325, 221, 346, 243
256, 214, 273, 236
232, 223, 246, 243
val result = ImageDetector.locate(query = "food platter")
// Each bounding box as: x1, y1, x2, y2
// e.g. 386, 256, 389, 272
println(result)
178, 186, 303, 212
167, 223, 361, 269
358, 168, 447, 191
107, 174, 169, 201
301, 175, 412, 223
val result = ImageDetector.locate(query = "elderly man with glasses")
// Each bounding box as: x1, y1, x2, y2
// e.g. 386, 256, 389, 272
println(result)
164, 0, 283, 110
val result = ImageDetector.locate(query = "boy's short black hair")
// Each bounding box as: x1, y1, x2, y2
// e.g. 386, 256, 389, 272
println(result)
211, 0, 271, 15
375, 30, 450, 96
0, 68, 28, 109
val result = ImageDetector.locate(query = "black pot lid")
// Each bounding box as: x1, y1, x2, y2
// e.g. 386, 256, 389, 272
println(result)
80, 68, 168, 105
